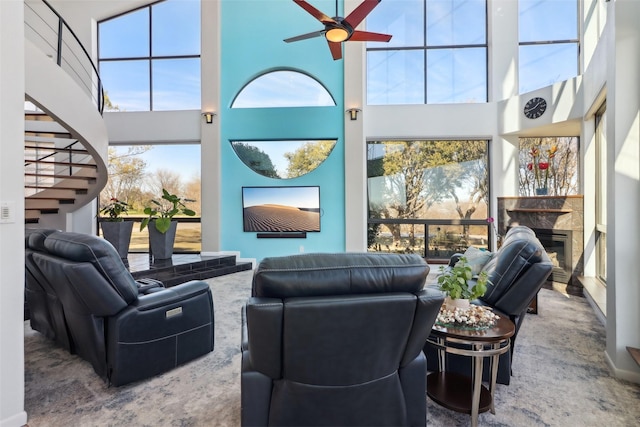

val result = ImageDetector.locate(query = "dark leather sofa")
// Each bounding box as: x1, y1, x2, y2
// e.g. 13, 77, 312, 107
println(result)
26, 229, 215, 386
424, 225, 553, 384
241, 252, 444, 426
25, 228, 74, 351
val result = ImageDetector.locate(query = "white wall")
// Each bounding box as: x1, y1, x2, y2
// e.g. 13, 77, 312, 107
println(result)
0, 1, 28, 426
605, 0, 640, 382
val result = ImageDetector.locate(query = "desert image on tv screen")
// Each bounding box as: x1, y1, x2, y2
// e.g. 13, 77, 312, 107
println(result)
243, 187, 320, 232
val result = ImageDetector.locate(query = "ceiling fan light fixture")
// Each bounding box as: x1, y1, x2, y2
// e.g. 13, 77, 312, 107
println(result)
325, 27, 349, 42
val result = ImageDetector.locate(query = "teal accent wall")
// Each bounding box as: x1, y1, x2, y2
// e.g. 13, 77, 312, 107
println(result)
220, 0, 345, 261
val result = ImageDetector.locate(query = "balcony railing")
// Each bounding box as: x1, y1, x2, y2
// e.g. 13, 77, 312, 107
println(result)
24, 0, 104, 113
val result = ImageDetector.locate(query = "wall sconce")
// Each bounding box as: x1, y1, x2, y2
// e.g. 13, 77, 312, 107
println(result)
202, 112, 216, 124
346, 108, 361, 121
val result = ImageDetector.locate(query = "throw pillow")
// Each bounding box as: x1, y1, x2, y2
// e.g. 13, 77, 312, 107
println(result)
462, 246, 493, 276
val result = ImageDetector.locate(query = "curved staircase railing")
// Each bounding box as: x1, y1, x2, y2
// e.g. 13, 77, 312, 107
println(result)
24, 0, 107, 225
24, 0, 104, 113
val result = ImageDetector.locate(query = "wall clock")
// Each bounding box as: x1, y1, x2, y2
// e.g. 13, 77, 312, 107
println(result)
524, 97, 547, 119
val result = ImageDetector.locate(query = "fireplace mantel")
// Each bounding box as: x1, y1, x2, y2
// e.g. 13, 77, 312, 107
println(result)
497, 195, 584, 287
507, 208, 573, 213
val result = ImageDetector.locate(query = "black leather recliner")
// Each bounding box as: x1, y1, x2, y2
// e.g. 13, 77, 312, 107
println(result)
25, 228, 73, 351
30, 230, 215, 386
425, 225, 553, 384
241, 252, 444, 427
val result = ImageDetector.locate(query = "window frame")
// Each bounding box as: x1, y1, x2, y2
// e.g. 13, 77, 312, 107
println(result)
366, 0, 488, 105
518, 0, 580, 94
97, 0, 201, 111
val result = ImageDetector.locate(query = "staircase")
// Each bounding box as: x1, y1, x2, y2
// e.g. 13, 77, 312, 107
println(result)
24, 111, 100, 224
24, 0, 108, 227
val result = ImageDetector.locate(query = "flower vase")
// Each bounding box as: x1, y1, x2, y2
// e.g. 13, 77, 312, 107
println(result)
101, 221, 133, 259
535, 187, 548, 196
445, 297, 470, 311
148, 220, 178, 260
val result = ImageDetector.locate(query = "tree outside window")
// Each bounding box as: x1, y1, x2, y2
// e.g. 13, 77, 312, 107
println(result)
367, 140, 489, 256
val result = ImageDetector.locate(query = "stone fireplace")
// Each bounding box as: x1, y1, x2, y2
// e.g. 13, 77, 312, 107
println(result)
497, 196, 583, 288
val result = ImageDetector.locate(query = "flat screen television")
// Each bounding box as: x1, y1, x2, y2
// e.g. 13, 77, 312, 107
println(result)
242, 186, 321, 233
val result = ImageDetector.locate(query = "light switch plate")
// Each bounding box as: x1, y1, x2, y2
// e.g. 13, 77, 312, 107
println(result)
0, 201, 15, 223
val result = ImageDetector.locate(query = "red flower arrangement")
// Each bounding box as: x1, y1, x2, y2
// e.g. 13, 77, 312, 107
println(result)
527, 145, 557, 190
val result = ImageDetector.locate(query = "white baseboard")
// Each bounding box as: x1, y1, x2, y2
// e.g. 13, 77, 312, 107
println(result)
0, 411, 28, 427
604, 349, 640, 385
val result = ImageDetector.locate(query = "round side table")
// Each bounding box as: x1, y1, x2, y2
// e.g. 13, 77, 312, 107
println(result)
426, 315, 515, 427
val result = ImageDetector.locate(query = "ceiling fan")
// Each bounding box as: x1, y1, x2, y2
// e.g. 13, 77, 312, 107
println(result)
284, 0, 392, 60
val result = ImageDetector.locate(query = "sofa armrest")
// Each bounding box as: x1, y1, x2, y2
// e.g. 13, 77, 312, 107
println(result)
449, 253, 464, 267
241, 350, 273, 426
241, 304, 248, 352
401, 288, 444, 367
399, 351, 427, 427
107, 282, 214, 386
134, 280, 210, 310
245, 297, 283, 379
135, 277, 165, 294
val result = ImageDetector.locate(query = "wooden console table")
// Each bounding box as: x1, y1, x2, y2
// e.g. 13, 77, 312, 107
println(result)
426, 316, 515, 427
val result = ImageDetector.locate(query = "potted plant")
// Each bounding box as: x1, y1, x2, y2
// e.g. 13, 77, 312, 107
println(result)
437, 256, 489, 310
140, 188, 196, 259
98, 198, 133, 258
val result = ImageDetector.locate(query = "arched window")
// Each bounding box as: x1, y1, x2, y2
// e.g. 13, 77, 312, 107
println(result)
232, 70, 335, 108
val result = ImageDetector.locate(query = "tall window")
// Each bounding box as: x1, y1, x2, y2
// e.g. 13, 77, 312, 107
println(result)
367, 140, 490, 260
98, 0, 201, 111
101, 144, 202, 253
366, 0, 487, 105
595, 105, 607, 284
519, 0, 579, 94
518, 137, 579, 196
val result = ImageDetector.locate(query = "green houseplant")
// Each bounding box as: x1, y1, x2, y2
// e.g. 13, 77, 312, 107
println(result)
437, 256, 489, 308
140, 189, 196, 259
140, 188, 196, 234
100, 198, 130, 222
98, 198, 133, 258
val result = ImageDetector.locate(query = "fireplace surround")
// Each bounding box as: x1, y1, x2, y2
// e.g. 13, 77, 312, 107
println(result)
498, 196, 583, 288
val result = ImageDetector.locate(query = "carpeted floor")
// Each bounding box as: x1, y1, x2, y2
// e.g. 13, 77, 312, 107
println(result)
24, 269, 640, 426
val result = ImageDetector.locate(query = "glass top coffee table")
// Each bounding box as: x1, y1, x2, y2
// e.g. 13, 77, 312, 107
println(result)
426, 315, 515, 427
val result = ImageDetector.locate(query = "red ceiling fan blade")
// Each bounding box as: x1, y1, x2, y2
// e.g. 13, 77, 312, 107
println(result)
284, 30, 326, 43
349, 30, 392, 42
293, 0, 337, 24
344, 0, 382, 28
328, 41, 343, 60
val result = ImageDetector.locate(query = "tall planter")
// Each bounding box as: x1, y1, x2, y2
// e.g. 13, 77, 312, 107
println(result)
101, 221, 133, 259
148, 220, 178, 260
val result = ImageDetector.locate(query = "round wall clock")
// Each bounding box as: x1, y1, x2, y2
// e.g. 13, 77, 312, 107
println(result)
524, 97, 547, 119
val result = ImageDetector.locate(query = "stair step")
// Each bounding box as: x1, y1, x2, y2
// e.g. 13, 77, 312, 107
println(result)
25, 185, 89, 193
129, 255, 253, 288
24, 130, 74, 139
24, 112, 55, 122
24, 145, 89, 155
25, 199, 65, 209
24, 173, 97, 182
25, 159, 97, 168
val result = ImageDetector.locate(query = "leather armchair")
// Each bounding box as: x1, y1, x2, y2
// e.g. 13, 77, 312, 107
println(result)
241, 252, 444, 427
425, 225, 553, 384
25, 228, 73, 351
31, 231, 215, 386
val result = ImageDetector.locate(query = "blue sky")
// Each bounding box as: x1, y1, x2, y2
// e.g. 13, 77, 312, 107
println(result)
100, 0, 579, 182
242, 186, 320, 209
